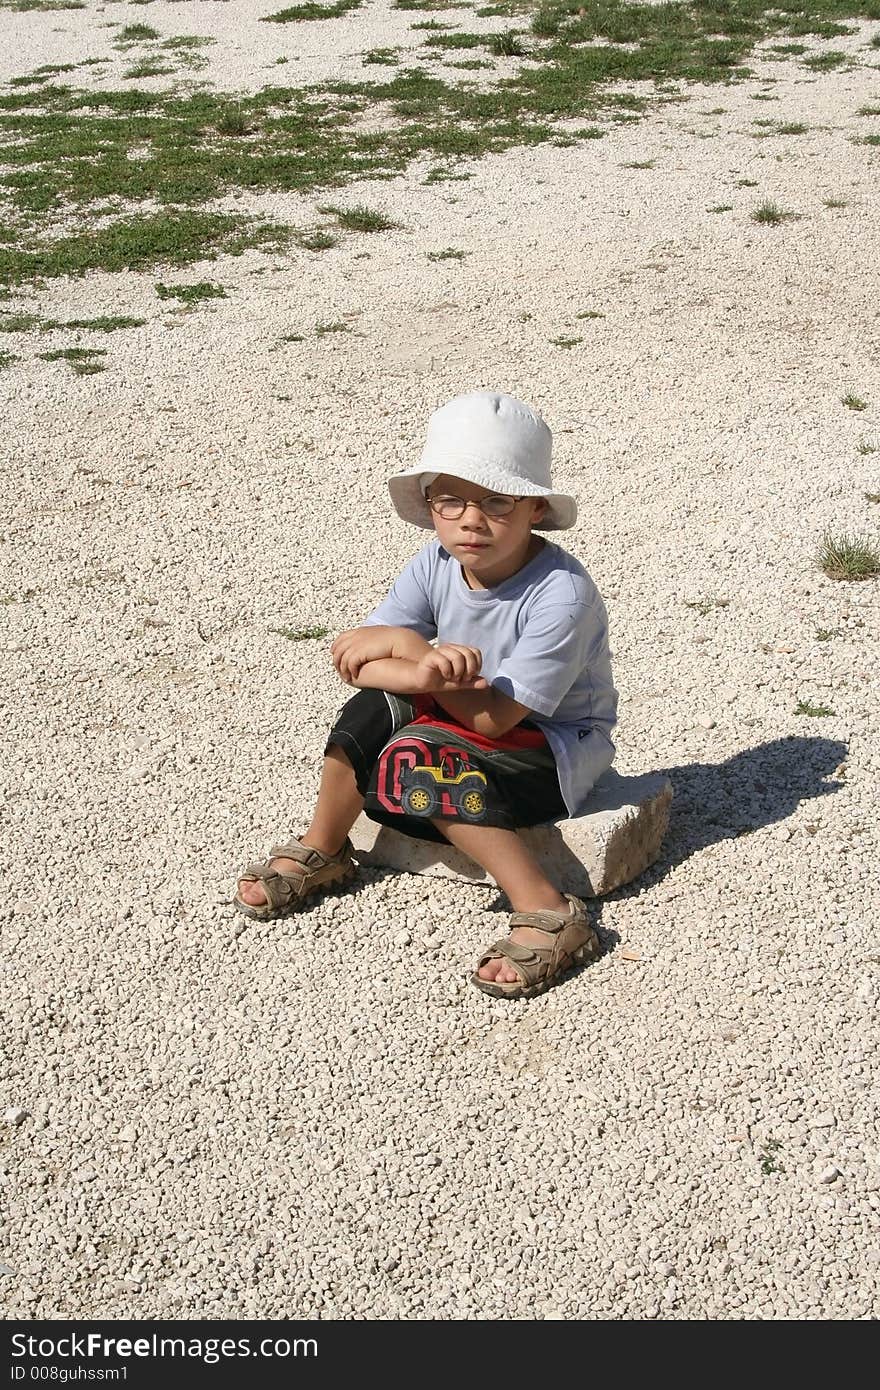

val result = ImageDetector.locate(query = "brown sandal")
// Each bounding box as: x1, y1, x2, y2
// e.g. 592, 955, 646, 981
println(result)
233, 837, 356, 921
470, 894, 599, 1000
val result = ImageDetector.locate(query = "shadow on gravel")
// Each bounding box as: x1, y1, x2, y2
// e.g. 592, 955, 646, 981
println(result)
617, 733, 849, 900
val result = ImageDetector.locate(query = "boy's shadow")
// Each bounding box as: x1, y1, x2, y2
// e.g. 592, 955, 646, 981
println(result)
488, 734, 848, 950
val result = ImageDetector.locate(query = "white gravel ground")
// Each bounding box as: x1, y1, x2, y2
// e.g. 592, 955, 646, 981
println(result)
2, 0, 879, 1321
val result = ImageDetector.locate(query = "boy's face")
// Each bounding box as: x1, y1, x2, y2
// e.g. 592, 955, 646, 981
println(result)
425, 473, 548, 588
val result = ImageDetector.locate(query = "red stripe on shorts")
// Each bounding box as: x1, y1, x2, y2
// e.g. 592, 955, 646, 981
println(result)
410, 697, 547, 752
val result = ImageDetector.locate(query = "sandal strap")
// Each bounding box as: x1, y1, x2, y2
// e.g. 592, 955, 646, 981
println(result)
270, 838, 337, 867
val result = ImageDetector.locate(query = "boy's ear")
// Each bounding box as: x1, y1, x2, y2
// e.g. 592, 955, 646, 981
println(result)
531, 496, 549, 523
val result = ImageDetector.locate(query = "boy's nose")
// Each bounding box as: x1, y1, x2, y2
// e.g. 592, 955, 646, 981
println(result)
460, 501, 490, 523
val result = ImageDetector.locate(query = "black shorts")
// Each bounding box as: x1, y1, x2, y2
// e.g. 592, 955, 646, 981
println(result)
326, 689, 567, 843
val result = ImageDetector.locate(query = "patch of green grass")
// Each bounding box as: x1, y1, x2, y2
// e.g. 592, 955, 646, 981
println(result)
425, 31, 485, 49
446, 58, 493, 68
320, 204, 398, 232
118, 23, 160, 42
162, 36, 215, 52
0, 351, 19, 368
865, 489, 880, 501
803, 49, 848, 69
39, 345, 108, 375
426, 246, 466, 259
2, 0, 85, 9
818, 530, 880, 581
794, 698, 834, 717
842, 392, 868, 410
759, 1138, 785, 1175
262, 1, 360, 20
424, 165, 472, 182
708, 202, 733, 212
0, 213, 286, 288
575, 308, 604, 318
269, 624, 330, 640
822, 196, 846, 208
214, 105, 254, 136
280, 332, 305, 342
45, 315, 146, 331
684, 597, 730, 616
11, 63, 79, 88
155, 280, 227, 304
814, 627, 837, 641
124, 62, 175, 82
857, 104, 880, 115
364, 48, 400, 65
751, 200, 795, 224
736, 177, 758, 186
315, 320, 350, 335
858, 441, 878, 456
776, 121, 809, 134
550, 335, 582, 348
0, 312, 40, 332
622, 158, 655, 168
871, 32, 880, 48
296, 230, 338, 250
410, 18, 453, 29
490, 31, 525, 57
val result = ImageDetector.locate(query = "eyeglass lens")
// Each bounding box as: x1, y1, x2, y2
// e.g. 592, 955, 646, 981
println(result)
429, 495, 518, 519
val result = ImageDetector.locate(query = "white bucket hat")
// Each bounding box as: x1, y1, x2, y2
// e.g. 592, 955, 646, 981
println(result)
387, 390, 578, 531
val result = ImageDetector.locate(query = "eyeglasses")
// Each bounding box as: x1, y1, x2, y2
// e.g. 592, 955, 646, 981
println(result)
426, 493, 523, 520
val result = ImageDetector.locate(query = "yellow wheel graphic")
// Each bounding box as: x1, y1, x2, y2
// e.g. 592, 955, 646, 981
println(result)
461, 790, 486, 817
403, 785, 438, 815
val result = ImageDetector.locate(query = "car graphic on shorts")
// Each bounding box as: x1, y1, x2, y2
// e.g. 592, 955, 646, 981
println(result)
399, 752, 488, 820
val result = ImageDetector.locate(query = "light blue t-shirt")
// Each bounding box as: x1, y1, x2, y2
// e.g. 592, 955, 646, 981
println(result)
363, 537, 618, 817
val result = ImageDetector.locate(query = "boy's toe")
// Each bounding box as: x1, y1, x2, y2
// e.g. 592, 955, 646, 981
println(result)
237, 879, 267, 907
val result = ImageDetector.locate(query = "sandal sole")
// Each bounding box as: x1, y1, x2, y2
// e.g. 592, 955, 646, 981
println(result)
232, 863, 356, 922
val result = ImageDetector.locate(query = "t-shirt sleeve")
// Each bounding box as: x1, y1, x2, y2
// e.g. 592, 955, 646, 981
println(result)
492, 598, 598, 716
361, 548, 437, 639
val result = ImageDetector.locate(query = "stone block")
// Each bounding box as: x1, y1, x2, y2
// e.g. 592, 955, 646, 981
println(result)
350, 768, 673, 897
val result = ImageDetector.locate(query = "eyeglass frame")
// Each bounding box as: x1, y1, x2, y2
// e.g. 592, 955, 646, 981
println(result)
424, 490, 527, 520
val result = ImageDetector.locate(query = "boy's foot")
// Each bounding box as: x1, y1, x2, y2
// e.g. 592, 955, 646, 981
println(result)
472, 895, 598, 998
234, 838, 355, 919
236, 854, 305, 909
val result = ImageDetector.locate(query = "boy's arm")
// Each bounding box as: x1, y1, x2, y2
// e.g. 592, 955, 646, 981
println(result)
430, 686, 532, 738
347, 642, 526, 736
331, 626, 433, 683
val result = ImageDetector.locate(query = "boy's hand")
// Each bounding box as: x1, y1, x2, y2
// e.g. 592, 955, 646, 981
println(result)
332, 626, 432, 683
331, 628, 394, 683
415, 644, 487, 690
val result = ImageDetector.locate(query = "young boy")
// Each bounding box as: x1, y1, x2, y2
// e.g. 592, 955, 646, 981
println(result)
234, 391, 618, 999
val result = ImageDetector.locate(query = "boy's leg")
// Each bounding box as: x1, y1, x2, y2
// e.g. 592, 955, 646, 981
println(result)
430, 820, 572, 985
236, 746, 364, 908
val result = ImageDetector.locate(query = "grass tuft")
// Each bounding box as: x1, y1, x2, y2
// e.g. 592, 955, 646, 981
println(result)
262, 1, 360, 21
426, 247, 466, 260
155, 280, 227, 304
752, 200, 794, 225
118, 24, 159, 42
322, 205, 398, 232
794, 699, 834, 717
818, 530, 880, 581
269, 624, 330, 640
842, 392, 867, 411
489, 31, 525, 57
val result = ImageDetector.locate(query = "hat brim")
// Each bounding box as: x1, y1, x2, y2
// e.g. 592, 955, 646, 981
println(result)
387, 468, 577, 531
